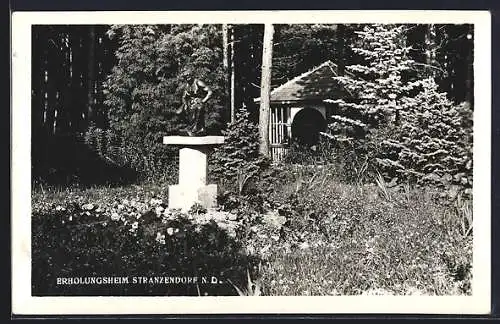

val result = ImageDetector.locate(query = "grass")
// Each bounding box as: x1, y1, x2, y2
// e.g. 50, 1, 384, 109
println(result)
251, 164, 471, 296
31, 165, 472, 296
259, 197, 471, 295
228, 269, 262, 296
32, 181, 169, 213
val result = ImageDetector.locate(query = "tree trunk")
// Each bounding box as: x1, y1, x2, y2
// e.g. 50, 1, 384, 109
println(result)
222, 24, 236, 123
230, 25, 236, 123
336, 24, 345, 75
425, 24, 437, 77
222, 24, 229, 70
259, 23, 274, 157
87, 26, 96, 125
465, 24, 474, 105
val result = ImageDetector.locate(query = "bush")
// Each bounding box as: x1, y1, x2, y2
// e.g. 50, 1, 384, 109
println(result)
327, 24, 473, 194
283, 137, 336, 166
102, 25, 226, 180
210, 107, 271, 191
392, 83, 473, 190
32, 198, 260, 296
84, 123, 179, 183
282, 134, 380, 184
31, 170, 472, 297
32, 132, 138, 187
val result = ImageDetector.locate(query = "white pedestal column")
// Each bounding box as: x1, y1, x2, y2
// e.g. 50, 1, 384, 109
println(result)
163, 136, 224, 211
178, 147, 207, 186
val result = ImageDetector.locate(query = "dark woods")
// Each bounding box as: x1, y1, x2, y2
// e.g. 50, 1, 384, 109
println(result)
31, 24, 474, 187
31, 25, 123, 186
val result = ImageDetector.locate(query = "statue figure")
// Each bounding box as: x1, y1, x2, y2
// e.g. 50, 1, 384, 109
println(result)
176, 75, 213, 136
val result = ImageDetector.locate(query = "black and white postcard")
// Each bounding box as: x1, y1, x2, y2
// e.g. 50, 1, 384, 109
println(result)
11, 10, 491, 315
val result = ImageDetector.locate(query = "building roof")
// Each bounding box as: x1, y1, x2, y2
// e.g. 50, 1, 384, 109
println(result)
254, 60, 349, 104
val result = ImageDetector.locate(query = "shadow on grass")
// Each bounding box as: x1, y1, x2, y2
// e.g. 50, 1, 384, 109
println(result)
32, 207, 260, 296
32, 133, 139, 188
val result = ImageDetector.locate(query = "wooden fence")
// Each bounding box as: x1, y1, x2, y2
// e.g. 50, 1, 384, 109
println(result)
269, 106, 289, 161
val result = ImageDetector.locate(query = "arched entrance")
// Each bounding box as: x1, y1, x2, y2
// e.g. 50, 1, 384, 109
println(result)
291, 108, 327, 146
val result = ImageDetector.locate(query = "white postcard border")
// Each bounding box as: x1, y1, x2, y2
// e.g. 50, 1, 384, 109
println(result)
11, 10, 492, 315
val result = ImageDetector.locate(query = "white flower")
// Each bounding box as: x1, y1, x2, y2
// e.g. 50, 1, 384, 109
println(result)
150, 198, 163, 206
55, 205, 65, 211
246, 245, 255, 255
155, 206, 165, 215
299, 242, 310, 250
260, 244, 271, 254
129, 221, 139, 232
166, 227, 175, 236
117, 204, 125, 210
111, 212, 120, 221
82, 203, 94, 210
155, 232, 166, 244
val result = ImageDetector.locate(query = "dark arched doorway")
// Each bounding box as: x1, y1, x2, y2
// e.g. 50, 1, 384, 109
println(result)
291, 108, 327, 146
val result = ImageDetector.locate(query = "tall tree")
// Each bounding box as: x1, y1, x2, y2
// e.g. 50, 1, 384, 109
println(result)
231, 24, 263, 123
229, 25, 236, 123
329, 24, 473, 189
102, 24, 226, 178
258, 23, 274, 157
407, 24, 474, 104
330, 24, 417, 128
424, 24, 438, 72
222, 24, 235, 122
272, 24, 344, 85
87, 26, 96, 124
222, 24, 229, 70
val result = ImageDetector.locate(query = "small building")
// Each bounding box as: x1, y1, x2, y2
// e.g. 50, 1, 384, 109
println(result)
254, 60, 350, 161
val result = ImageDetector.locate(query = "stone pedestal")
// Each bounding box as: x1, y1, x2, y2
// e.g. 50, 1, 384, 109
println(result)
163, 136, 224, 210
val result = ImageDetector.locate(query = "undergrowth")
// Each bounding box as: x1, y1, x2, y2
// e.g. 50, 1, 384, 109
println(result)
32, 163, 472, 296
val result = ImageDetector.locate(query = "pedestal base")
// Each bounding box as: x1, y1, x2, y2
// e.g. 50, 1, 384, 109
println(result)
168, 184, 218, 210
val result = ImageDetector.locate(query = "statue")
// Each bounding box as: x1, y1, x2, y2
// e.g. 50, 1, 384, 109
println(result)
176, 75, 213, 136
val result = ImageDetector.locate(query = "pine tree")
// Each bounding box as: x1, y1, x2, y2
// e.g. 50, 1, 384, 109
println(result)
393, 78, 473, 188
329, 24, 417, 127
210, 106, 263, 181
328, 24, 473, 190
